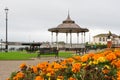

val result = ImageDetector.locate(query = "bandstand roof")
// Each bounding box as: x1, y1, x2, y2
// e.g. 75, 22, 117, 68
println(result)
48, 14, 89, 33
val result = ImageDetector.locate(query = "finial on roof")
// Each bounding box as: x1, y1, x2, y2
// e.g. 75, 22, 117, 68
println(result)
63, 11, 75, 23
67, 10, 71, 20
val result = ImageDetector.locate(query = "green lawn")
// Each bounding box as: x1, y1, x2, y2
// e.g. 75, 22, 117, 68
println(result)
0, 51, 74, 60
59, 51, 74, 58
0, 51, 37, 60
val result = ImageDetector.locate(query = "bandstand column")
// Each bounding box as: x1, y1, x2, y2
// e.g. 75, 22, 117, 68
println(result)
77, 33, 79, 48
81, 32, 83, 43
70, 31, 72, 48
66, 33, 68, 44
56, 32, 58, 49
84, 32, 86, 43
51, 32, 53, 45
77, 33, 79, 44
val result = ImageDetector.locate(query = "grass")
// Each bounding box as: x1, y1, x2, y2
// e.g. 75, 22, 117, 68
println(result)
0, 51, 37, 60
0, 51, 74, 60
59, 51, 74, 58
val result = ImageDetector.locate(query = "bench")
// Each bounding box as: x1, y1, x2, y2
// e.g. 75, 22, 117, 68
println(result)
75, 48, 87, 55
37, 47, 59, 58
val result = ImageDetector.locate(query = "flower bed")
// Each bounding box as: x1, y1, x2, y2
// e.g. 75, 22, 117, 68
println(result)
7, 48, 120, 80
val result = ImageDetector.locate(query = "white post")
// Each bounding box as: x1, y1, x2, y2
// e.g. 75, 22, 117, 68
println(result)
51, 32, 53, 46
56, 32, 58, 49
77, 33, 79, 44
81, 32, 83, 43
66, 33, 68, 44
84, 32, 86, 43
70, 31, 72, 48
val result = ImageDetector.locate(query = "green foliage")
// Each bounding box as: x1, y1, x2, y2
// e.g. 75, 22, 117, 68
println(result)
86, 42, 107, 49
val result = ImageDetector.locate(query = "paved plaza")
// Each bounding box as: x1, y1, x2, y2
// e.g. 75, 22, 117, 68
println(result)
0, 57, 64, 80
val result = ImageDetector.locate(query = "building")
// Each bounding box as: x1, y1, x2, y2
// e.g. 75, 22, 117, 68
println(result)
93, 33, 120, 47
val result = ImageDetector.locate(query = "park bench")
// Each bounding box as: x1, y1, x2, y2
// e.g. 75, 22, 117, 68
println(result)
75, 48, 87, 55
37, 47, 59, 58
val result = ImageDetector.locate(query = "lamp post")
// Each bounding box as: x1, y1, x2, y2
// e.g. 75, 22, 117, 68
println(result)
5, 7, 9, 52
1, 39, 2, 51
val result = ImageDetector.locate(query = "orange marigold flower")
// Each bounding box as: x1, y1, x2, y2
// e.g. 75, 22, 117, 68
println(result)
15, 72, 25, 79
46, 66, 53, 72
102, 50, 113, 56
60, 60, 67, 65
35, 76, 44, 80
117, 77, 120, 80
73, 56, 81, 61
65, 58, 74, 63
32, 66, 38, 73
81, 54, 89, 62
106, 53, 116, 61
68, 77, 76, 80
114, 50, 120, 57
115, 60, 120, 69
53, 62, 62, 70
92, 54, 103, 60
102, 69, 110, 74
117, 70, 120, 80
37, 62, 49, 70
72, 63, 81, 73
111, 59, 117, 66
46, 66, 54, 75
19, 63, 26, 69
88, 53, 95, 58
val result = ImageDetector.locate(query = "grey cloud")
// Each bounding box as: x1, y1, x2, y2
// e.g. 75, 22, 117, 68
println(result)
0, 0, 120, 42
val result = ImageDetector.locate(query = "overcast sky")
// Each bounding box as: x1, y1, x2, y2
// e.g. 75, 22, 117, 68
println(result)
0, 0, 120, 43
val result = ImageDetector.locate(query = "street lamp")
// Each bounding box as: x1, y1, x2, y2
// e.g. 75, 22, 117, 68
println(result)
5, 7, 9, 52
1, 39, 3, 52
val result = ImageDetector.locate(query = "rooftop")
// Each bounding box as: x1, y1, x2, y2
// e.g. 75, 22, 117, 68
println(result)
93, 33, 119, 38
48, 13, 89, 33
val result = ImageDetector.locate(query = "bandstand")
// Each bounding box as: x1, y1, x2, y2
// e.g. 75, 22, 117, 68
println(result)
48, 14, 89, 49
